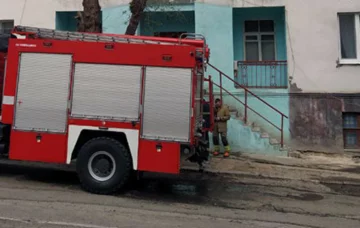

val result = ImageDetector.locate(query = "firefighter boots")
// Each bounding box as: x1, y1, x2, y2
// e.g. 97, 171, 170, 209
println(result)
213, 145, 220, 156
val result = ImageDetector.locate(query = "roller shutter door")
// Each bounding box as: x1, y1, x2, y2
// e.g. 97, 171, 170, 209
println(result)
14, 53, 72, 132
142, 67, 192, 142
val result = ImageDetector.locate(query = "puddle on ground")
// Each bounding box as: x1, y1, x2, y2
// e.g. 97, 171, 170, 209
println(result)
339, 166, 360, 174
324, 183, 360, 197
172, 184, 198, 196
129, 178, 212, 202
287, 193, 324, 201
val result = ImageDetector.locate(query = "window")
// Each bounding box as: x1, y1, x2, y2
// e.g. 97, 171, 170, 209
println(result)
0, 20, 14, 34
338, 13, 360, 64
244, 20, 276, 61
154, 31, 187, 38
343, 113, 360, 149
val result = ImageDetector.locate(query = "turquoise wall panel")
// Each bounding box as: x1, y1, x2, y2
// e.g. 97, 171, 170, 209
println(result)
233, 7, 287, 87
195, 2, 234, 90
55, 12, 77, 31
233, 7, 287, 61
102, 5, 134, 34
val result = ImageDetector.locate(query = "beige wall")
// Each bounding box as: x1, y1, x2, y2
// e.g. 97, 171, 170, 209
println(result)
0, 0, 129, 28
284, 0, 360, 93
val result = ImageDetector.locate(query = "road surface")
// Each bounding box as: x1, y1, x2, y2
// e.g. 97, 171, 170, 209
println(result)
0, 161, 359, 228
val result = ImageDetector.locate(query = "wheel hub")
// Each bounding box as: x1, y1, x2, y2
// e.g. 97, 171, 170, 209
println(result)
93, 157, 112, 176
88, 151, 116, 182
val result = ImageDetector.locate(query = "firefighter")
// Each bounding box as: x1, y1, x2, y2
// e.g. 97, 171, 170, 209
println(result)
213, 98, 231, 157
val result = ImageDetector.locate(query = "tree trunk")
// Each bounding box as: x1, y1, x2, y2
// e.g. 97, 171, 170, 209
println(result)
77, 0, 101, 33
125, 0, 148, 35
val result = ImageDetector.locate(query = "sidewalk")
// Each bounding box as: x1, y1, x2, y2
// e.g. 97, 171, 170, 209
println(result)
182, 151, 360, 185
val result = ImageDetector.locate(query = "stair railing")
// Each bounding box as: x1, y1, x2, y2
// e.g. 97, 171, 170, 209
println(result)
207, 63, 288, 148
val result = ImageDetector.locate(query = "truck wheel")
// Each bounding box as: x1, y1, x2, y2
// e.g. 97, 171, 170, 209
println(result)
76, 137, 132, 195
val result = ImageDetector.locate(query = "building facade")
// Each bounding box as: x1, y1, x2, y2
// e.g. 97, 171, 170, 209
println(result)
1, 0, 360, 154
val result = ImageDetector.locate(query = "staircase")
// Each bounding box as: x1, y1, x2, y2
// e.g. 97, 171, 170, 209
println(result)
205, 63, 289, 156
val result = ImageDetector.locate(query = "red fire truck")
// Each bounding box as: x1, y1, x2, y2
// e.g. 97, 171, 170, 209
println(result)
0, 26, 214, 194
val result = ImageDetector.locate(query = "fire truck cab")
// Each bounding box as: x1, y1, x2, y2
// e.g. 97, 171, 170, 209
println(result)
0, 26, 214, 195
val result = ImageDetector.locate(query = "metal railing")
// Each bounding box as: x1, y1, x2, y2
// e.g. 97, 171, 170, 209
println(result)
234, 61, 288, 88
207, 63, 288, 147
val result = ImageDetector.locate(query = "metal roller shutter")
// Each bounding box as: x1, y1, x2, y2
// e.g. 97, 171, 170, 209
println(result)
71, 63, 141, 121
14, 53, 72, 132
142, 67, 192, 142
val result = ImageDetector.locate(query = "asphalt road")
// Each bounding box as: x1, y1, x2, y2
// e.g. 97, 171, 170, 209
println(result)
0, 161, 359, 228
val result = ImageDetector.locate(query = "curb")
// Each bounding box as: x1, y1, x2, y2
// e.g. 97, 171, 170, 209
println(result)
181, 166, 360, 186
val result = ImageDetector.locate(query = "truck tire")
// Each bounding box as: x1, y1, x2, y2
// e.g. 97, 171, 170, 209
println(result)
76, 137, 132, 195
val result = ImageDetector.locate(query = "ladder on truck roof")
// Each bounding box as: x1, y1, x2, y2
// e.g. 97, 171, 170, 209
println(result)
12, 25, 209, 66
12, 25, 209, 118
12, 25, 207, 49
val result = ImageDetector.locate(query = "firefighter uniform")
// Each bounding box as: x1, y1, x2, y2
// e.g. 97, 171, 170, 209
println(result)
213, 104, 231, 157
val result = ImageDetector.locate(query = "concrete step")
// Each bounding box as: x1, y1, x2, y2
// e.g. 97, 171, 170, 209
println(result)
228, 106, 289, 156
269, 138, 280, 145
